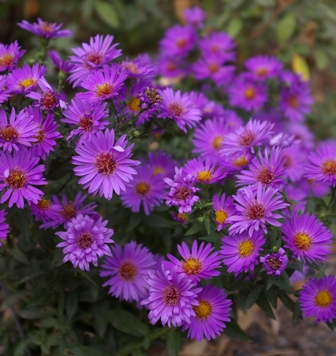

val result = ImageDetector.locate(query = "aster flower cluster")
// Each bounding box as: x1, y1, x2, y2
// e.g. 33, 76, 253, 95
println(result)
1, 7, 335, 355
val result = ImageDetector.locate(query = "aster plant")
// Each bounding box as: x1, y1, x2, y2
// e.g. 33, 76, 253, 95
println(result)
1, 6, 336, 356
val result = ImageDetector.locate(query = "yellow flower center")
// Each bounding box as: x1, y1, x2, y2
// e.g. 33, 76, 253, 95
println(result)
136, 182, 150, 196
96, 83, 113, 97
256, 67, 269, 77
122, 62, 139, 74
244, 87, 256, 100
294, 232, 312, 250
321, 159, 336, 176
208, 63, 219, 74
193, 300, 212, 320
127, 97, 141, 113
19, 77, 37, 89
5, 169, 26, 189
239, 240, 254, 257
215, 209, 228, 224
0, 53, 14, 68
37, 198, 50, 210
182, 257, 202, 275
212, 136, 223, 150
314, 290, 332, 307
177, 212, 187, 222
61, 201, 77, 220
197, 170, 213, 183
233, 155, 248, 167
0, 126, 19, 142
153, 167, 164, 175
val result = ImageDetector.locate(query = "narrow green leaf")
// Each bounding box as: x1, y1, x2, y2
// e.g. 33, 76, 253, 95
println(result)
166, 327, 181, 356
66, 290, 78, 320
204, 216, 211, 235
279, 292, 295, 312
224, 320, 251, 342
266, 276, 275, 291
256, 291, 276, 319
227, 18, 243, 38
266, 286, 278, 309
316, 264, 326, 278
244, 286, 262, 310
184, 223, 204, 236
292, 302, 302, 327
95, 1, 119, 28
11, 249, 29, 265
277, 13, 296, 44
315, 49, 329, 70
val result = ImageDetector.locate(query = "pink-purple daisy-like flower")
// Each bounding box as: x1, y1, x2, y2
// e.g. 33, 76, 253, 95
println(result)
164, 168, 200, 214
183, 6, 206, 28
198, 32, 236, 62
156, 55, 187, 78
77, 64, 127, 102
68, 34, 122, 87
236, 146, 287, 189
72, 129, 140, 200
0, 75, 9, 104
183, 156, 227, 184
298, 275, 336, 323
61, 98, 109, 142
212, 193, 236, 231
146, 151, 175, 179
120, 165, 166, 215
182, 285, 232, 341
100, 241, 156, 302
7, 63, 46, 94
163, 240, 222, 283
121, 57, 157, 79
0, 148, 46, 208
56, 214, 114, 271
158, 88, 201, 133
221, 230, 265, 274
0, 41, 25, 72
17, 18, 72, 38
228, 73, 268, 112
304, 140, 336, 187
260, 248, 288, 276
141, 265, 202, 327
228, 183, 289, 236
220, 119, 274, 158
30, 197, 62, 223
244, 55, 283, 80
0, 210, 9, 246
282, 144, 307, 182
0, 108, 38, 152
282, 211, 333, 264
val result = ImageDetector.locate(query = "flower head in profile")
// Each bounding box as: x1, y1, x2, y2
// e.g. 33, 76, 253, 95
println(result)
17, 18, 72, 38
56, 214, 114, 271
260, 248, 288, 276
244, 55, 283, 80
30, 197, 62, 223
0, 210, 9, 246
68, 34, 122, 87
299, 276, 336, 323
48, 50, 74, 73
0, 41, 25, 72
141, 266, 202, 327
212, 193, 236, 231
228, 183, 289, 236
158, 88, 201, 133
120, 165, 166, 215
182, 285, 232, 341
0, 149, 46, 208
72, 129, 140, 200
164, 168, 200, 214
221, 230, 265, 275
164, 241, 221, 283
100, 241, 156, 302
282, 212, 333, 264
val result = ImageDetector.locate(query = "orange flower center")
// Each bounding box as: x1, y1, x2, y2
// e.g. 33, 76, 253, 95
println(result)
314, 290, 332, 307
257, 167, 275, 185
182, 257, 202, 275
244, 87, 256, 100
215, 209, 228, 224
239, 240, 254, 257
0, 126, 19, 142
0, 53, 14, 68
196, 170, 213, 183
41, 91, 57, 109
256, 67, 269, 77
193, 300, 212, 320
79, 115, 94, 132
128, 97, 141, 113
95, 152, 117, 175
321, 159, 336, 176
294, 232, 311, 250
212, 136, 223, 150
119, 261, 138, 281
37, 198, 50, 210
287, 95, 300, 109
5, 169, 26, 189
96, 83, 113, 97
136, 182, 150, 196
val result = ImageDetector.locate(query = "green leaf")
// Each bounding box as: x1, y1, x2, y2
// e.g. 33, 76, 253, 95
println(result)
292, 302, 302, 327
244, 286, 262, 310
315, 49, 329, 70
204, 216, 211, 235
227, 18, 243, 38
10, 249, 29, 265
70, 346, 111, 356
224, 320, 251, 341
40, 317, 59, 328
184, 223, 204, 236
316, 264, 326, 278
166, 327, 181, 356
273, 272, 292, 293
104, 309, 149, 337
279, 292, 295, 312
277, 13, 296, 44
266, 286, 278, 309
18, 307, 55, 319
95, 1, 119, 28
66, 290, 78, 320
256, 291, 276, 319
266, 276, 275, 291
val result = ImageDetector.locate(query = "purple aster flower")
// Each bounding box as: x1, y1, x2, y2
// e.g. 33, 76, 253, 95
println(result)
100, 241, 156, 302
25, 105, 62, 160
61, 98, 109, 142
0, 210, 9, 246
183, 156, 227, 184
0, 108, 38, 152
77, 64, 127, 102
260, 248, 288, 276
236, 146, 287, 189
0, 75, 9, 104
245, 55, 283, 80
120, 165, 166, 215
141, 265, 202, 327
221, 230, 265, 274
7, 64, 46, 94
56, 214, 113, 271
220, 152, 253, 173
282, 145, 307, 182
284, 184, 307, 213
163, 240, 222, 283
156, 55, 186, 78
282, 211, 332, 264
183, 6, 206, 28
68, 34, 122, 87
27, 77, 67, 111
182, 285, 232, 341
0, 148, 46, 208
188, 92, 228, 119
48, 50, 74, 73
0, 41, 25, 72
146, 151, 175, 178
220, 119, 274, 158
280, 79, 313, 122
228, 73, 268, 112
159, 25, 196, 57
299, 276, 336, 323
228, 183, 289, 236
17, 18, 72, 38
121, 57, 157, 79
164, 167, 200, 214
212, 193, 236, 231
30, 197, 62, 223
40, 192, 97, 229
284, 121, 314, 150
72, 129, 140, 200
305, 141, 336, 187
173, 211, 188, 224
198, 32, 236, 62
158, 88, 201, 133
